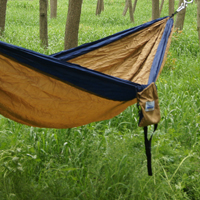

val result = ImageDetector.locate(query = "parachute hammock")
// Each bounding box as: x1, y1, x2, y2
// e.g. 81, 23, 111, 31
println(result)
0, 16, 174, 176
0, 17, 173, 129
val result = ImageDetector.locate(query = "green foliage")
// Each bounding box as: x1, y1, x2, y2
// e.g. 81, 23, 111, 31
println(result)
0, 0, 200, 199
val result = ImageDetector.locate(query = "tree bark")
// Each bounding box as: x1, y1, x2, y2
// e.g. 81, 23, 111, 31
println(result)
132, 0, 138, 14
152, 0, 159, 20
197, 0, 200, 45
50, 0, 57, 18
169, 0, 174, 17
159, 0, 165, 16
40, 0, 48, 48
128, 0, 134, 22
122, 0, 134, 22
96, 0, 104, 15
0, 0, 8, 35
122, 0, 128, 16
64, 0, 83, 50
175, 0, 186, 31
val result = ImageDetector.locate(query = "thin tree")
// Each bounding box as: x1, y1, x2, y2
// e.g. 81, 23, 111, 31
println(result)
159, 0, 165, 16
123, 0, 129, 16
169, 0, 174, 17
64, 0, 83, 50
50, 0, 57, 18
122, 0, 134, 23
133, 0, 138, 14
96, 0, 104, 15
0, 0, 8, 35
175, 0, 186, 30
152, 0, 159, 20
128, 0, 134, 22
197, 0, 200, 45
40, 0, 48, 47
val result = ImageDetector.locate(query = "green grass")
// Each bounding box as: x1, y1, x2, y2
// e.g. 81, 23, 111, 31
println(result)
0, 0, 200, 199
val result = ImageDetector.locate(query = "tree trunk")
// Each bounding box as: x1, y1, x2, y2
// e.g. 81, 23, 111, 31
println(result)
175, 0, 186, 31
132, 0, 138, 14
96, 0, 104, 15
122, 0, 134, 22
122, 0, 128, 16
152, 0, 159, 20
169, 0, 174, 17
197, 0, 200, 45
40, 0, 48, 48
50, 0, 57, 18
0, 0, 8, 35
128, 0, 134, 22
64, 0, 83, 50
159, 0, 165, 16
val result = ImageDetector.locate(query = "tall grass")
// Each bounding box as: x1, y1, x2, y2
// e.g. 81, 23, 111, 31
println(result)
0, 0, 200, 199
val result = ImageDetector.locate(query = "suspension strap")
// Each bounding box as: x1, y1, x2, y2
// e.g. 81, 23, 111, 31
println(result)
144, 124, 157, 176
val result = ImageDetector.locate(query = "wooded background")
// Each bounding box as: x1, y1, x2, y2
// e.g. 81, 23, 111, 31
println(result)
0, 1, 199, 199
0, 0, 199, 48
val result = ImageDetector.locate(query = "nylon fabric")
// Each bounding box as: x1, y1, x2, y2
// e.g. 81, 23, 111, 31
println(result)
0, 17, 174, 128
0, 41, 144, 101
52, 17, 168, 60
0, 54, 136, 128
68, 18, 170, 85
137, 83, 161, 127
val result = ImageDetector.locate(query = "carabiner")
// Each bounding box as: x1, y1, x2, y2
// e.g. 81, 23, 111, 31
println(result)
176, 0, 193, 13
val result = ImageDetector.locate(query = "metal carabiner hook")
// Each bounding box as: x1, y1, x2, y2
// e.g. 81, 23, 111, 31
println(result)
176, 0, 193, 13
170, 0, 193, 18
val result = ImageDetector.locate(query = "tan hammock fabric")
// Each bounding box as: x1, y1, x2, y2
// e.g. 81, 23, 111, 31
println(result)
0, 17, 173, 128
69, 18, 172, 85
0, 54, 136, 128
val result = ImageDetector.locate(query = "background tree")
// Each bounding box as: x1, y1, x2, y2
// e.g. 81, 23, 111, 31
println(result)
0, 0, 8, 35
127, 0, 134, 22
159, 0, 164, 15
122, 0, 129, 16
132, 0, 138, 14
169, 0, 174, 16
197, 0, 200, 45
122, 0, 134, 23
152, 0, 159, 20
96, 0, 104, 15
64, 0, 83, 50
50, 0, 57, 18
175, 0, 186, 30
40, 0, 48, 47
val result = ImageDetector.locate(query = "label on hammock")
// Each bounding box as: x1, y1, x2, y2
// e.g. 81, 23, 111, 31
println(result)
145, 101, 155, 112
